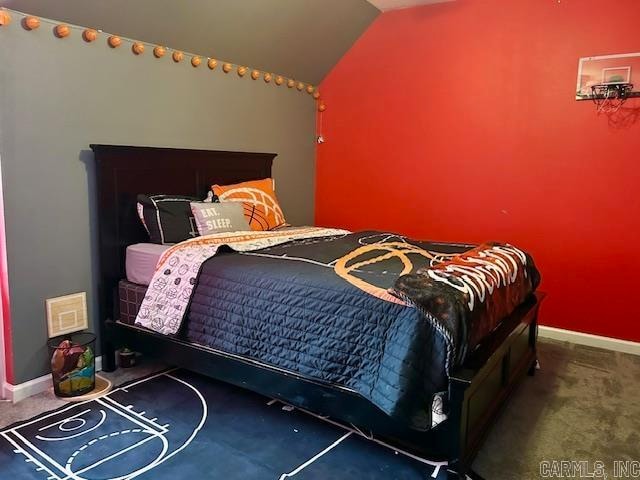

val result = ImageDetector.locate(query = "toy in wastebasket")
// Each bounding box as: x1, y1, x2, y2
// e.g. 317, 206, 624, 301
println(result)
50, 339, 95, 395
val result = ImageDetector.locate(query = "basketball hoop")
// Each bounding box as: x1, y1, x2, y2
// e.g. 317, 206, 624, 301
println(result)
590, 82, 634, 113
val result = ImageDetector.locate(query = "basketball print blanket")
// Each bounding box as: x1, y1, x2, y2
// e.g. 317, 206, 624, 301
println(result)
135, 227, 350, 334
135, 230, 539, 430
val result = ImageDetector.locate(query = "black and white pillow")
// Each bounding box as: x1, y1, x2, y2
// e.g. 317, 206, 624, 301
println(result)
136, 194, 200, 244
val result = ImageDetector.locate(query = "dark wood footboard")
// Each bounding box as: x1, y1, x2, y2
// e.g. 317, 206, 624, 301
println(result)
445, 293, 543, 478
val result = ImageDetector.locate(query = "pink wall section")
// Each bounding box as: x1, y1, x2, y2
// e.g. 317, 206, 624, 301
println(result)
0, 162, 13, 384
315, 0, 640, 342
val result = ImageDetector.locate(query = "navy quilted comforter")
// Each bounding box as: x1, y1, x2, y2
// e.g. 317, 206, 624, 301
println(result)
181, 231, 539, 430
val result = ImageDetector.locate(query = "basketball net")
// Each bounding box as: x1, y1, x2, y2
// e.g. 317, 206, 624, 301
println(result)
591, 83, 633, 114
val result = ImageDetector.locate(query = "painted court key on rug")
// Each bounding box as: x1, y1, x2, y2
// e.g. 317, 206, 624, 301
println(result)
0, 370, 207, 479
0, 369, 463, 479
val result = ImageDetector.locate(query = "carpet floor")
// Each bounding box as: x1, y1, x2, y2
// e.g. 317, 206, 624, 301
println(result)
0, 338, 638, 479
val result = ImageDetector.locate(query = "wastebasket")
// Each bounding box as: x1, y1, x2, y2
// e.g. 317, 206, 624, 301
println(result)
47, 332, 96, 397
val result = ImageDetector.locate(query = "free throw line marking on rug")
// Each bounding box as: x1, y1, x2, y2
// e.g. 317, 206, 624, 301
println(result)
36, 409, 91, 432
36, 410, 107, 442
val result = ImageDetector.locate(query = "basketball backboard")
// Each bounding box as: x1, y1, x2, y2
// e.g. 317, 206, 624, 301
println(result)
576, 52, 640, 100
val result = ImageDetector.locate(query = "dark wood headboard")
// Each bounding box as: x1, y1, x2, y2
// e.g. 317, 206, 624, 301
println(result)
91, 144, 276, 324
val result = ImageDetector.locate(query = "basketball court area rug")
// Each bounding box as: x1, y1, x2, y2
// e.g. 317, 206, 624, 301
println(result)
0, 369, 482, 479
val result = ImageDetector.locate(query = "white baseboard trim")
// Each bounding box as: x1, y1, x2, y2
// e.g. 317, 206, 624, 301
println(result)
3, 356, 102, 403
539, 326, 640, 356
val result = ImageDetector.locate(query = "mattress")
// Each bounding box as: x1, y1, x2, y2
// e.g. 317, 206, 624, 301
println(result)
125, 243, 171, 286
118, 280, 148, 325
125, 232, 294, 286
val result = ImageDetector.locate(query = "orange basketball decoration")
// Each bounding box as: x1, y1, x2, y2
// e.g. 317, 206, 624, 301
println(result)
172, 51, 184, 63
23, 16, 40, 30
312, 91, 320, 100
207, 58, 218, 69
83, 28, 98, 42
212, 179, 286, 231
132, 42, 145, 55
222, 63, 232, 73
296, 82, 305, 91
108, 35, 122, 48
251, 70, 260, 80
275, 75, 284, 86
191, 56, 202, 67
318, 103, 327, 112
55, 24, 70, 38
237, 66, 247, 76
306, 85, 315, 94
153, 46, 166, 58
263, 73, 272, 83
0, 10, 12, 27
287, 79, 295, 88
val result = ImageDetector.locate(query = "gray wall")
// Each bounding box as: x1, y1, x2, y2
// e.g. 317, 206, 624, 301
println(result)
0, 18, 317, 383
5, 0, 380, 84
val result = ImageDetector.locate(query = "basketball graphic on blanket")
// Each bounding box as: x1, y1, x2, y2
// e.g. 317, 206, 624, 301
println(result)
334, 241, 439, 304
212, 178, 285, 231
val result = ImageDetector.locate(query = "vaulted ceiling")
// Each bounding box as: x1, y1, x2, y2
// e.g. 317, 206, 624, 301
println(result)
2, 0, 380, 84
365, 0, 454, 11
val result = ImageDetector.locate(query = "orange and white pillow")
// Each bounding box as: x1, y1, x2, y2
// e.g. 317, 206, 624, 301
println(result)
212, 178, 286, 231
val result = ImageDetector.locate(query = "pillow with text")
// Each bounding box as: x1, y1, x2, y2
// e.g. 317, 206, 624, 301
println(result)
190, 202, 251, 236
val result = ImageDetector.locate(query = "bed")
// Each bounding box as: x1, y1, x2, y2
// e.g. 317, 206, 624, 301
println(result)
92, 144, 544, 479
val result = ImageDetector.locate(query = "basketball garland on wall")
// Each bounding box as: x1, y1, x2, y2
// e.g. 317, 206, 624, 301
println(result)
0, 7, 326, 112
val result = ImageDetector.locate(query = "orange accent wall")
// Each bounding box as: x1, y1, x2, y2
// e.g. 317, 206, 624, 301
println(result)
316, 0, 640, 342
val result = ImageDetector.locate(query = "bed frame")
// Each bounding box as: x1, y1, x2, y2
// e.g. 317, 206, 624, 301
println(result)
91, 144, 544, 479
